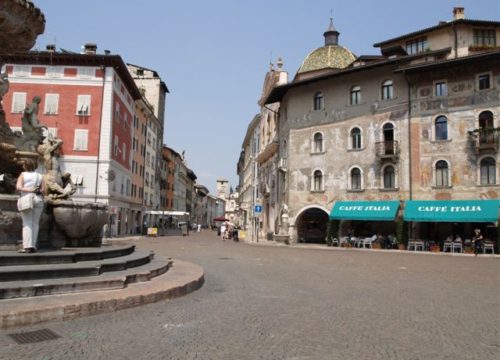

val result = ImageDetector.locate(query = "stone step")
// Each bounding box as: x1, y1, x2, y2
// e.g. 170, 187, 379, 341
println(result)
0, 258, 172, 299
0, 245, 136, 266
0, 250, 153, 282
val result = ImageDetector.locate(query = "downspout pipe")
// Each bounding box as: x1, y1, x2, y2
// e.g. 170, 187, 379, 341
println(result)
404, 71, 413, 240
94, 65, 106, 203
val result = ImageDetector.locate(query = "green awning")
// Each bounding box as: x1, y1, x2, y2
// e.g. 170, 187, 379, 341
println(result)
329, 201, 400, 221
404, 200, 500, 223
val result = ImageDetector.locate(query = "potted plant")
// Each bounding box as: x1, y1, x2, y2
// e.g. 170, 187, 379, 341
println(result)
396, 218, 408, 250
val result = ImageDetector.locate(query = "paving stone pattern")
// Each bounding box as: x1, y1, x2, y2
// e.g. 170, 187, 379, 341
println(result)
0, 231, 498, 360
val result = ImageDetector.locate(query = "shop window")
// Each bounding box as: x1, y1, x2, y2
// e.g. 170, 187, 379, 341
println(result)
480, 157, 496, 185
435, 116, 448, 140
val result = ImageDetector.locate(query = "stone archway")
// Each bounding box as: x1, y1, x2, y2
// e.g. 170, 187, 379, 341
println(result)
295, 207, 329, 244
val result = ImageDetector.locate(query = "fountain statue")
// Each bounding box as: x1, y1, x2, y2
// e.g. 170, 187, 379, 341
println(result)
0, 0, 107, 250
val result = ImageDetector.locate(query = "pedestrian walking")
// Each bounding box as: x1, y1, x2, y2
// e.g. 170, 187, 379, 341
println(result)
16, 159, 44, 253
220, 222, 227, 241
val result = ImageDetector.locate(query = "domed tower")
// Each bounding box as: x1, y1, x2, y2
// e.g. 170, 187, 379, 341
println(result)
296, 17, 356, 80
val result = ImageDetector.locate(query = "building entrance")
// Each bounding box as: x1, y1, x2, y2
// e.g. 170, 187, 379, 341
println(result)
296, 208, 328, 243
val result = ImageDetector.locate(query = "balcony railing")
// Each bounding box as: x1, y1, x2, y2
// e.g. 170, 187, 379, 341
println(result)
375, 141, 399, 159
470, 128, 499, 153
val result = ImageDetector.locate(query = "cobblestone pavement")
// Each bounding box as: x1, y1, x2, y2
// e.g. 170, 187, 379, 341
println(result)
1, 231, 499, 360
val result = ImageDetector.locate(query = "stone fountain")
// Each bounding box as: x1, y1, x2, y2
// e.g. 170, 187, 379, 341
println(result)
0, 0, 107, 250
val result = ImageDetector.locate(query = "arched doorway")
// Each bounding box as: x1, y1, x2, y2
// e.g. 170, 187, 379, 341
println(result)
296, 207, 329, 243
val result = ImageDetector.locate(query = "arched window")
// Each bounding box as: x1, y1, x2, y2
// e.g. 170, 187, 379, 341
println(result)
435, 116, 448, 140
479, 111, 494, 145
383, 165, 395, 189
350, 85, 361, 105
351, 127, 362, 150
313, 132, 323, 153
435, 160, 449, 187
313, 92, 323, 110
313, 170, 323, 191
351, 168, 362, 190
480, 157, 496, 185
381, 80, 394, 100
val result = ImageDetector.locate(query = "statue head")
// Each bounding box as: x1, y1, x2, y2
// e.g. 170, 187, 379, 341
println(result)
32, 96, 41, 104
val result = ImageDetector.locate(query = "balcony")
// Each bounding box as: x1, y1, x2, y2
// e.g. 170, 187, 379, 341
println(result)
469, 128, 499, 154
375, 141, 399, 161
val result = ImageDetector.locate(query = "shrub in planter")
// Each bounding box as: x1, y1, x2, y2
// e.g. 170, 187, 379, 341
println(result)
372, 242, 382, 249
396, 218, 408, 247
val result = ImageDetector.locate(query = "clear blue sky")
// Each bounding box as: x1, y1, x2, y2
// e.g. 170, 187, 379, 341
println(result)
35, 0, 499, 194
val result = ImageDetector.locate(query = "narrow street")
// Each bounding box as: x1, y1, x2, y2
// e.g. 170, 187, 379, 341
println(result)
0, 231, 499, 360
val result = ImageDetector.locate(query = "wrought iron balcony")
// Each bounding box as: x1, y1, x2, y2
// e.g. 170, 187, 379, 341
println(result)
471, 129, 499, 153
375, 141, 399, 160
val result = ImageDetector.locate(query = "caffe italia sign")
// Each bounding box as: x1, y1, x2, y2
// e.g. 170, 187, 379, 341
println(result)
404, 200, 500, 223
330, 201, 400, 221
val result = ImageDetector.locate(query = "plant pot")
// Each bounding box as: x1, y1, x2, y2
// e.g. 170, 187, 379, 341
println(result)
397, 244, 406, 250
372, 243, 382, 249
342, 243, 352, 248
464, 247, 474, 254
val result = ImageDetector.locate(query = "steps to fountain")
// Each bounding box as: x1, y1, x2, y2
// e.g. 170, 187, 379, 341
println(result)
0, 245, 173, 299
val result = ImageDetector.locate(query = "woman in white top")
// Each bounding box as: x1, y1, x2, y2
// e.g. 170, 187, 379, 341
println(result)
16, 159, 44, 253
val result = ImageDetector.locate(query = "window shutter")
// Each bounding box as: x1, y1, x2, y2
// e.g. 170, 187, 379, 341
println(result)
44, 93, 59, 114
12, 92, 26, 113
74, 129, 89, 151
76, 95, 91, 115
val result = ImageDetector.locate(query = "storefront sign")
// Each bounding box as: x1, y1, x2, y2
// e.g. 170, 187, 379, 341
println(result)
404, 200, 500, 223
330, 201, 400, 221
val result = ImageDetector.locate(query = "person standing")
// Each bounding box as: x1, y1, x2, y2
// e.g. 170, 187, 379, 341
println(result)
472, 228, 483, 256
16, 159, 44, 253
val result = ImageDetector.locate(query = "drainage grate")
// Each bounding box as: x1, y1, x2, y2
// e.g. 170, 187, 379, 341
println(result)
8, 328, 61, 344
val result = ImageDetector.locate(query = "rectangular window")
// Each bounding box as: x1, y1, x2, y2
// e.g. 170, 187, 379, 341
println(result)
473, 29, 496, 46
76, 95, 91, 115
114, 135, 119, 157
74, 129, 89, 151
405, 37, 428, 55
78, 67, 94, 79
11, 92, 26, 113
478, 74, 491, 90
44, 93, 59, 114
46, 66, 63, 78
13, 65, 30, 77
434, 81, 447, 97
122, 143, 126, 161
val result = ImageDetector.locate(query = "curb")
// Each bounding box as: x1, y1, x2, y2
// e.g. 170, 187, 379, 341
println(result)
0, 260, 204, 329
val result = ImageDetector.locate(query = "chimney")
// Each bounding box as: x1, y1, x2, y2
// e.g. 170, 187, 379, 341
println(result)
46, 44, 56, 53
453, 7, 465, 20
83, 43, 97, 55
104, 49, 111, 55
